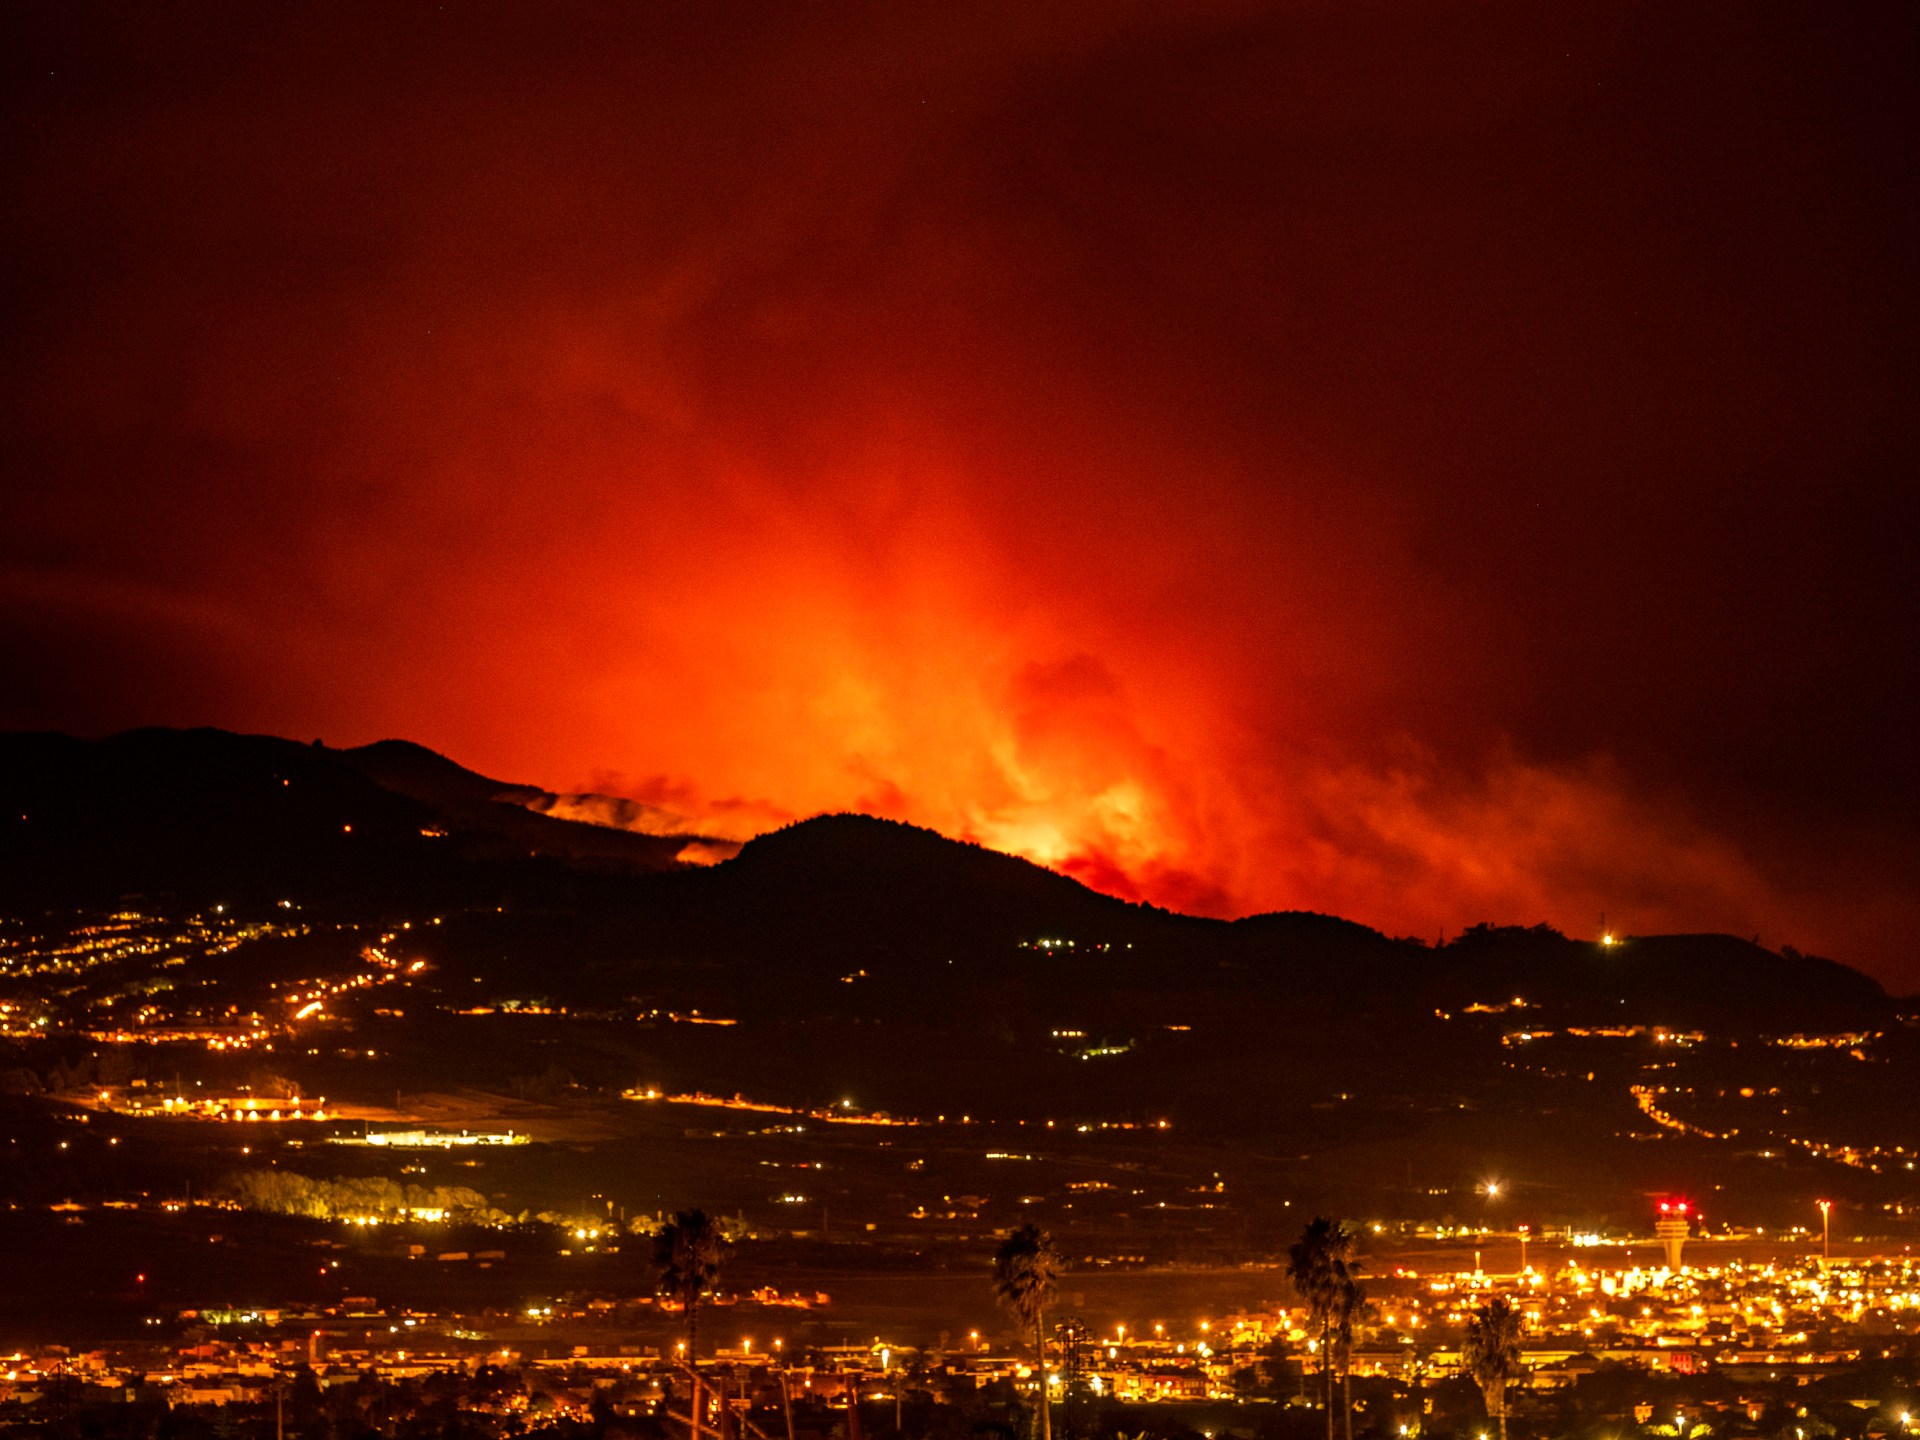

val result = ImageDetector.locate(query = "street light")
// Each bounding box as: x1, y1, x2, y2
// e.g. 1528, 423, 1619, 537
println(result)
1817, 1200, 1832, 1262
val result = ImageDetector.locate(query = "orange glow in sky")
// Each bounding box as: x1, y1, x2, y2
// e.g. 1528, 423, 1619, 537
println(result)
5, 4, 1917, 985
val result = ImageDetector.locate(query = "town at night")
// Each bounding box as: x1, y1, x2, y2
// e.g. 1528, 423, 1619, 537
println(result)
3, 5, 1915, 1440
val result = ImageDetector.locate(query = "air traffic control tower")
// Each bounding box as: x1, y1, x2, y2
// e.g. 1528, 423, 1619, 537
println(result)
1656, 1201, 1691, 1270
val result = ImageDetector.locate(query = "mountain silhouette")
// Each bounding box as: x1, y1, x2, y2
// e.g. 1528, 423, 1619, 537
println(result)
0, 728, 1891, 1036
0, 727, 698, 912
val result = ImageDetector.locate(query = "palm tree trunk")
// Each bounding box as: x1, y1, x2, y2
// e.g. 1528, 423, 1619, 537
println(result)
1036, 1306, 1051, 1440
1342, 1355, 1353, 1440
688, 1302, 702, 1440
1496, 1399, 1507, 1440
1322, 1318, 1334, 1440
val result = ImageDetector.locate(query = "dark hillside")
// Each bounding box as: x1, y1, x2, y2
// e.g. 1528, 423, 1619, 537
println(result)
0, 728, 453, 910
0, 728, 683, 914
715, 813, 1161, 948
338, 738, 692, 872
0, 729, 1893, 1041
1428, 923, 1887, 1031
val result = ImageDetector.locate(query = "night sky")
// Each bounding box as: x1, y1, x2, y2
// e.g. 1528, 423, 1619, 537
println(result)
5, 5, 1916, 985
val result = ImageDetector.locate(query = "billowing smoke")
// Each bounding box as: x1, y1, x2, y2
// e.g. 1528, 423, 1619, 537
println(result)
4, 4, 1915, 983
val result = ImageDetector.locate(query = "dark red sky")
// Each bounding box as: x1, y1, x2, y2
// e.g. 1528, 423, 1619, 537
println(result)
5, 4, 1917, 986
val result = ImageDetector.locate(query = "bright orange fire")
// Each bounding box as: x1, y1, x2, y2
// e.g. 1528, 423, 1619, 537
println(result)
10, 1, 1912, 984
325, 409, 1818, 950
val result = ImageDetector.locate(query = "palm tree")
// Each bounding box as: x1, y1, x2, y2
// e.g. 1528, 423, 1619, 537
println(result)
993, 1223, 1064, 1440
1462, 1297, 1525, 1440
655, 1209, 729, 1365
1287, 1218, 1359, 1440
1332, 1258, 1367, 1440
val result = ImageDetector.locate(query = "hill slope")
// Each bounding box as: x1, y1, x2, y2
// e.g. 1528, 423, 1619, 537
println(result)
0, 728, 701, 911
0, 728, 1890, 1037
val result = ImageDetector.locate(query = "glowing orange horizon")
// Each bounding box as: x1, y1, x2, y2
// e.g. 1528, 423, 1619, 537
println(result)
346, 443, 1825, 950
6, 0, 1917, 995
